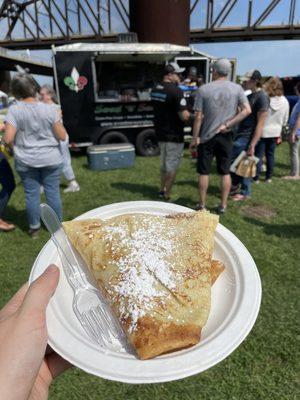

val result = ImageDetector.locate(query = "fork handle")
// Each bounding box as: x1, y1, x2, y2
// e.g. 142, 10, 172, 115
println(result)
53, 231, 88, 289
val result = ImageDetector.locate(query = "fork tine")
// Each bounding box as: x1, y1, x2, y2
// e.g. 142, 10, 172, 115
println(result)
97, 306, 124, 340
95, 305, 115, 331
90, 308, 112, 340
81, 312, 103, 345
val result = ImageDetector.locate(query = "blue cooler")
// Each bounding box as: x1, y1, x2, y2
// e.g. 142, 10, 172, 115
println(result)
87, 143, 135, 171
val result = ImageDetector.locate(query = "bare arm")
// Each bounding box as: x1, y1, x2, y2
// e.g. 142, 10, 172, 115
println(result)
178, 109, 191, 123
247, 110, 268, 156
218, 102, 251, 133
226, 102, 251, 129
53, 121, 67, 141
189, 111, 202, 149
290, 113, 300, 144
3, 123, 17, 145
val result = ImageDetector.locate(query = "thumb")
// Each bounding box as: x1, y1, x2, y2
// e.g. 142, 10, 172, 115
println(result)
21, 265, 60, 315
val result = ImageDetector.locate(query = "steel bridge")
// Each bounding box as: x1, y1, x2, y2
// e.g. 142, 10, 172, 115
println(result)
0, 0, 300, 49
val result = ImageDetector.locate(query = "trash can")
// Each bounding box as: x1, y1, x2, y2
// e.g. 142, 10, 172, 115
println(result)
87, 143, 135, 171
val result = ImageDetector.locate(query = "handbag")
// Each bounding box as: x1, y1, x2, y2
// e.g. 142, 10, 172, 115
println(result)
235, 157, 257, 178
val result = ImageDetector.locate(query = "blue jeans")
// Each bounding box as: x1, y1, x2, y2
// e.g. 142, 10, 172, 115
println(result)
17, 163, 62, 229
0, 153, 16, 218
231, 136, 252, 196
255, 138, 276, 180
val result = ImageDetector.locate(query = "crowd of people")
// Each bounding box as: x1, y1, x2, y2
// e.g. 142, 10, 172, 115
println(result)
0, 60, 299, 236
152, 59, 300, 214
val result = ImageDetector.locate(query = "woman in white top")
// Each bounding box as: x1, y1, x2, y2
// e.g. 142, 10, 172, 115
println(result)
4, 73, 67, 237
254, 77, 289, 182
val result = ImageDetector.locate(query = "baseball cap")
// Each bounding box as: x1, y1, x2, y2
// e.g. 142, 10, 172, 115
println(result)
211, 58, 232, 76
240, 70, 262, 82
164, 62, 185, 75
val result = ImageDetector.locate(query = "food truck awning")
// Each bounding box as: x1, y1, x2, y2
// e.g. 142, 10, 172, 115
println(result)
54, 43, 195, 62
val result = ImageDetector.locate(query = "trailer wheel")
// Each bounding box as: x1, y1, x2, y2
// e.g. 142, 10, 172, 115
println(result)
136, 129, 160, 157
99, 131, 129, 144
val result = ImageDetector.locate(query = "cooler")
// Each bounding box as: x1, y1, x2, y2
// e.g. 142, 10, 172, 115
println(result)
87, 143, 135, 171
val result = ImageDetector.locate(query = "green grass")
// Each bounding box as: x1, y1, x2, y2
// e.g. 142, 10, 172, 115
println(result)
0, 143, 299, 399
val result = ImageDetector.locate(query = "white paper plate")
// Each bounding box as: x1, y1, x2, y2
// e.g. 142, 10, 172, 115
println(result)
29, 201, 261, 384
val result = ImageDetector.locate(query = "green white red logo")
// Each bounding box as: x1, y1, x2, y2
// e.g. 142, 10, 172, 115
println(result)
64, 67, 88, 92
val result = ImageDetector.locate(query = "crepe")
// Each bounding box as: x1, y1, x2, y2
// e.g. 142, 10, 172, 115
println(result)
210, 260, 225, 285
63, 211, 222, 359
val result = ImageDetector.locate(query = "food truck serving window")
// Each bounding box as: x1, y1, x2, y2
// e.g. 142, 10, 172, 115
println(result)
93, 60, 163, 103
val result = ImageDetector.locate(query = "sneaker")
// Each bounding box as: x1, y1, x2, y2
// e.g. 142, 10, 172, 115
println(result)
28, 228, 40, 239
265, 179, 272, 183
63, 180, 80, 193
215, 205, 226, 214
195, 204, 207, 211
158, 191, 165, 199
231, 193, 250, 201
253, 179, 260, 184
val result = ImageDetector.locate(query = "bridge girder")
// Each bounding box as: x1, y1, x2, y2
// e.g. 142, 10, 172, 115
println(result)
0, 0, 299, 49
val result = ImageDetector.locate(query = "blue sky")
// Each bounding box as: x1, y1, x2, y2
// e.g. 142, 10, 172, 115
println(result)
195, 40, 300, 77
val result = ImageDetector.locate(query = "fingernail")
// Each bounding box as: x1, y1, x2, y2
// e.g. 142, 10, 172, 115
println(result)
46, 264, 59, 274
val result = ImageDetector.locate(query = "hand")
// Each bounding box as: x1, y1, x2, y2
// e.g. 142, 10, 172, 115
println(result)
247, 143, 255, 157
0, 265, 71, 400
217, 123, 230, 134
189, 137, 200, 151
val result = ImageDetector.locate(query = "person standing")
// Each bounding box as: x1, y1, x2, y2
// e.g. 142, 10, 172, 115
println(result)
0, 144, 16, 231
151, 63, 190, 200
254, 77, 289, 183
230, 70, 269, 201
282, 82, 300, 180
4, 73, 67, 238
190, 59, 251, 213
0, 94, 16, 231
40, 85, 80, 193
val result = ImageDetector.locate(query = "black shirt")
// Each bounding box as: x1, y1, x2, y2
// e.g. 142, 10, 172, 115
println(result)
237, 90, 270, 140
151, 82, 188, 142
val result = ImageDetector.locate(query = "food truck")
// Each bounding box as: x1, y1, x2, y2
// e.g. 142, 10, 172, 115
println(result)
53, 43, 236, 156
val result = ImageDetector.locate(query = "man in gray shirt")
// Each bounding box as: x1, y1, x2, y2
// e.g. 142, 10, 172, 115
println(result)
190, 59, 251, 213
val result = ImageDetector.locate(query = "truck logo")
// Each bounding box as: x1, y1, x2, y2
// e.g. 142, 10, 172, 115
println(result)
64, 67, 88, 92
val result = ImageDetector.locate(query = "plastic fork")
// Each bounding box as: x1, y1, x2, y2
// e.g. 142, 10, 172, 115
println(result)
40, 203, 126, 350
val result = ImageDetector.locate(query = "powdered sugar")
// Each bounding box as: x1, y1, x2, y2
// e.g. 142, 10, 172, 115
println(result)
103, 215, 180, 332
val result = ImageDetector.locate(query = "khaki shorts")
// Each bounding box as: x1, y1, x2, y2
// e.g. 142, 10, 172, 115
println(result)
159, 142, 184, 173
